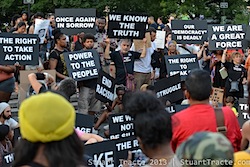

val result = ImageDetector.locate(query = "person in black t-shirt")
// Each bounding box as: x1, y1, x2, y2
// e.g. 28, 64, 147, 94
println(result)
104, 38, 147, 86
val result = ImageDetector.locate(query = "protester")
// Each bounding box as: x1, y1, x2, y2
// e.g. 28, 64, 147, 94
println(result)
0, 102, 19, 130
147, 16, 158, 29
0, 125, 13, 166
124, 91, 181, 167
13, 21, 26, 34
157, 16, 165, 30
9, 14, 22, 33
13, 92, 85, 167
21, 11, 29, 28
176, 132, 234, 167
74, 32, 84, 51
225, 96, 238, 117
28, 12, 44, 34
171, 69, 241, 152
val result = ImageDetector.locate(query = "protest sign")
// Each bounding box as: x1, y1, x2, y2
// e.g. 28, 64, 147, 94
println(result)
165, 54, 199, 81
238, 98, 249, 128
109, 113, 134, 139
171, 20, 208, 44
133, 32, 151, 51
75, 113, 94, 133
0, 33, 39, 65
208, 24, 247, 50
155, 74, 183, 104
2, 152, 14, 167
95, 70, 115, 103
154, 30, 166, 49
55, 8, 96, 35
210, 87, 224, 105
63, 49, 101, 81
165, 104, 189, 115
84, 140, 116, 167
34, 19, 50, 44
108, 13, 148, 39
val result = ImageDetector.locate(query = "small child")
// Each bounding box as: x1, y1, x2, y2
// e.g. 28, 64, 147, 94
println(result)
225, 96, 238, 117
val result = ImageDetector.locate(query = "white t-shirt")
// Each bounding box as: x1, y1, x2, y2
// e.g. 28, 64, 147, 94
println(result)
0, 118, 18, 129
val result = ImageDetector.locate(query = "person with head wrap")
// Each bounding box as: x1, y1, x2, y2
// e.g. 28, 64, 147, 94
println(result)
0, 102, 19, 130
0, 124, 12, 166
13, 92, 85, 167
176, 132, 234, 167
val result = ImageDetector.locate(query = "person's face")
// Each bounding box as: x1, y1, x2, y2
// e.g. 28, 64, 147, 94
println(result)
117, 90, 125, 101
150, 32, 156, 42
226, 102, 233, 108
98, 19, 106, 30
147, 18, 151, 24
120, 41, 130, 54
16, 18, 22, 26
84, 39, 94, 49
2, 107, 11, 120
58, 35, 67, 48
49, 15, 55, 22
168, 43, 176, 52
166, 34, 172, 43
247, 48, 250, 55
169, 16, 174, 23
232, 54, 243, 65
22, 13, 27, 21
18, 25, 26, 34
157, 18, 161, 24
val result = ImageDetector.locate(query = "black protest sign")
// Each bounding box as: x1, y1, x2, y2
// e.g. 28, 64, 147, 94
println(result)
63, 49, 101, 81
165, 54, 199, 81
84, 140, 116, 167
165, 104, 189, 115
13, 127, 21, 146
2, 152, 14, 167
155, 74, 183, 104
55, 8, 96, 35
208, 24, 247, 50
108, 13, 148, 39
95, 70, 115, 103
238, 98, 249, 128
0, 33, 39, 65
109, 113, 134, 139
171, 20, 208, 44
75, 113, 94, 133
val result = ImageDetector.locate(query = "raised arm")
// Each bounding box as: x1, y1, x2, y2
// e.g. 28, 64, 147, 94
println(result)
140, 38, 147, 58
221, 48, 227, 63
0, 65, 16, 73
104, 38, 111, 60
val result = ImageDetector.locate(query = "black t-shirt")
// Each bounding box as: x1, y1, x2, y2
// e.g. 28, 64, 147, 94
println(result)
110, 51, 140, 85
49, 49, 68, 82
223, 62, 247, 98
74, 40, 83, 51
213, 61, 226, 88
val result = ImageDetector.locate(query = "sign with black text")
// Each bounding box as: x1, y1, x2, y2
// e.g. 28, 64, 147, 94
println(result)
95, 70, 115, 103
208, 24, 247, 50
75, 113, 94, 133
0, 33, 39, 65
34, 19, 50, 44
63, 49, 101, 81
171, 20, 208, 44
155, 74, 183, 104
238, 98, 249, 128
108, 13, 148, 39
2, 152, 14, 167
109, 113, 135, 139
165, 54, 199, 81
55, 8, 96, 35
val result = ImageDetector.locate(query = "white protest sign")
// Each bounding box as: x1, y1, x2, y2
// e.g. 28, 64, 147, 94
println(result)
34, 19, 50, 44
154, 30, 166, 49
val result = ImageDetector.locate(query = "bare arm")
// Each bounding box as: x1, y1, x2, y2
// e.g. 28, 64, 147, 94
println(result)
80, 133, 104, 142
196, 45, 204, 60
221, 48, 227, 63
104, 38, 111, 59
140, 38, 147, 58
28, 73, 43, 94
0, 65, 16, 73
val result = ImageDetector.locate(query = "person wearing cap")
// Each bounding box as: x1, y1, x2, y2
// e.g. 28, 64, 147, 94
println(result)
0, 124, 13, 166
176, 132, 234, 167
13, 92, 84, 167
0, 102, 19, 130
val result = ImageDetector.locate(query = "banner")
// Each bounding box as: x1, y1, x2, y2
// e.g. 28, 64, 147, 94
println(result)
171, 20, 208, 44
108, 13, 148, 39
109, 114, 134, 139
95, 70, 115, 103
208, 24, 247, 50
238, 98, 249, 128
34, 19, 50, 44
155, 74, 183, 104
0, 33, 39, 65
165, 54, 199, 81
75, 113, 94, 133
55, 8, 96, 35
63, 49, 101, 81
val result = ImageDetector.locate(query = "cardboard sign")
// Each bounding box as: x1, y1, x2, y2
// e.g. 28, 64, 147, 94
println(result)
75, 113, 94, 133
165, 54, 199, 81
238, 98, 249, 128
84, 140, 116, 167
165, 104, 189, 115
95, 70, 115, 103
133, 32, 151, 51
171, 20, 208, 44
0, 33, 39, 65
55, 8, 96, 35
2, 152, 14, 167
155, 74, 183, 104
34, 19, 50, 44
108, 13, 148, 39
209, 87, 224, 104
63, 49, 101, 81
154, 30, 166, 49
208, 24, 247, 50
109, 113, 135, 139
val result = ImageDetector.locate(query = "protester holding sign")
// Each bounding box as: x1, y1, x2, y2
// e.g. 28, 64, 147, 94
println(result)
49, 30, 69, 82
221, 50, 247, 100
0, 65, 15, 102
0, 125, 13, 166
13, 21, 26, 34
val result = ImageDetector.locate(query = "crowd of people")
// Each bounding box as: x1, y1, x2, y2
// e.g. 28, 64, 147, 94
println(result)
0, 10, 250, 167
